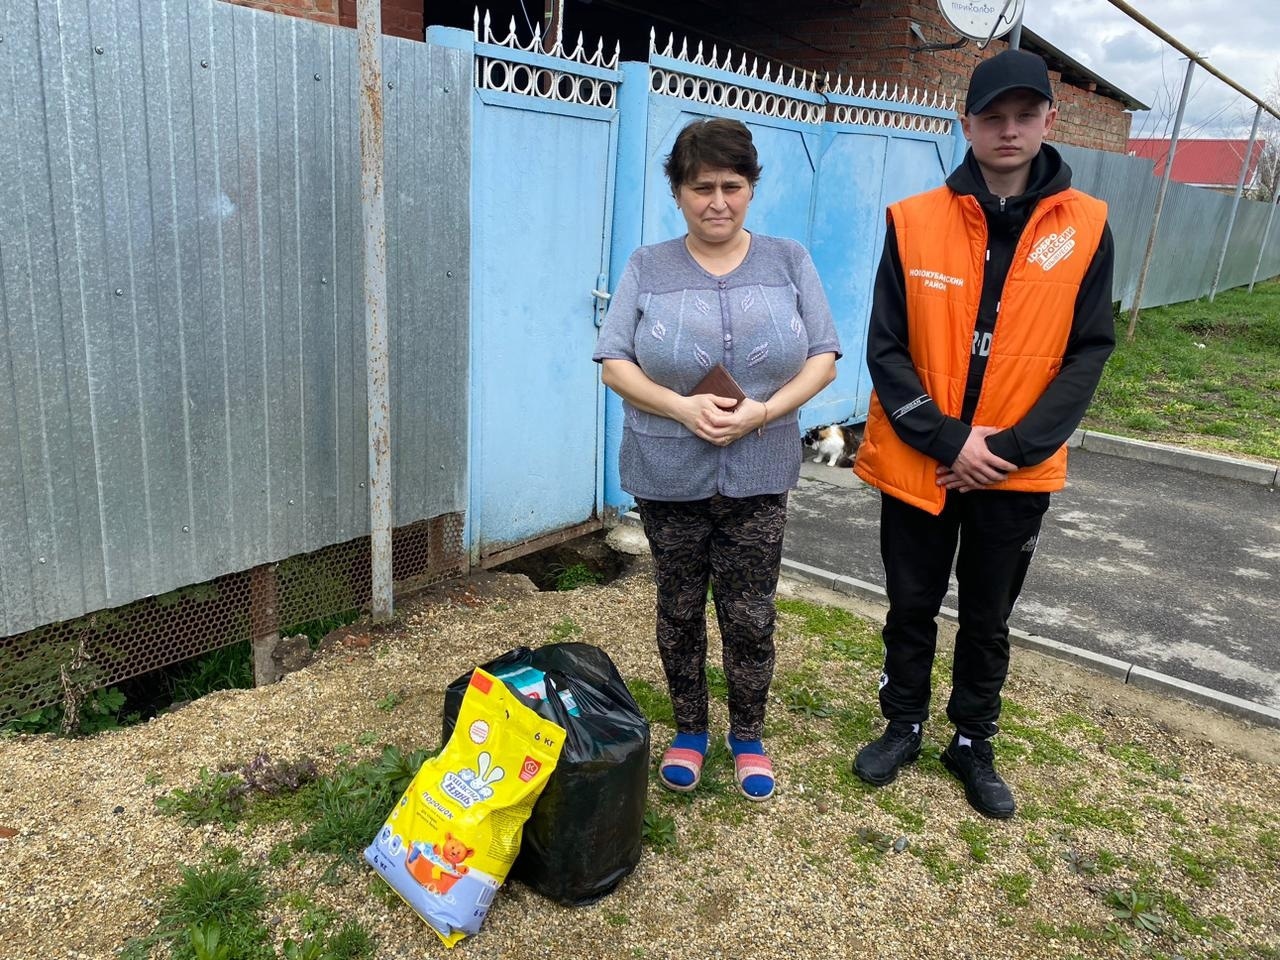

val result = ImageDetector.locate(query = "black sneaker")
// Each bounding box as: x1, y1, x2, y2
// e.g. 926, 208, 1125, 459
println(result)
942, 736, 1015, 819
853, 721, 922, 786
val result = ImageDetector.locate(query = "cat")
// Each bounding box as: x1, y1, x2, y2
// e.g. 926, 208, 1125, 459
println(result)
803, 423, 858, 468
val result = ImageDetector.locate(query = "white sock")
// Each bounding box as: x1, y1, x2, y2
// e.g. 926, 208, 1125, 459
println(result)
958, 735, 973, 748
911, 723, 920, 734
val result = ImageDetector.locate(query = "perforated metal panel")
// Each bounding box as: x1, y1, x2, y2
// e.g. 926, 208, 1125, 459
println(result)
0, 514, 465, 725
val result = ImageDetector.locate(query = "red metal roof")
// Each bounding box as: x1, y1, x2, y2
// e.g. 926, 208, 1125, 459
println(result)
1126, 138, 1265, 189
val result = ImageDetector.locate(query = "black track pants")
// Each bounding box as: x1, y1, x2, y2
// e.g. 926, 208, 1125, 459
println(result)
877, 489, 1049, 740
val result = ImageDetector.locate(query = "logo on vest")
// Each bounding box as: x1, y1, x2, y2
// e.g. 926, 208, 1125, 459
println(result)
909, 267, 965, 291
1028, 226, 1076, 271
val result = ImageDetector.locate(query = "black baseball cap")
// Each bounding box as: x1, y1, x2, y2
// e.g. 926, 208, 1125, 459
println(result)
965, 49, 1054, 115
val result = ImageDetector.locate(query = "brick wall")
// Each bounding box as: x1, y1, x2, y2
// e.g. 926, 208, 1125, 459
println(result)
220, 0, 424, 41
705, 0, 1132, 152
337, 0, 423, 40
221, 0, 339, 27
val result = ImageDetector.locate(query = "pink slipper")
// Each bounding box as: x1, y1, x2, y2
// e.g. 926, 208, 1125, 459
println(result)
658, 745, 705, 792
726, 732, 775, 801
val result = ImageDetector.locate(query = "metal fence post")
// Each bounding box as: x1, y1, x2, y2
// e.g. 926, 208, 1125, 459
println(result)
1126, 57, 1195, 341
1209, 103, 1263, 301
1249, 189, 1280, 293
358, 0, 393, 621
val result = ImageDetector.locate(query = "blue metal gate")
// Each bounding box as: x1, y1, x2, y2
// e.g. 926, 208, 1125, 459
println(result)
811, 80, 965, 423
459, 18, 621, 562
601, 36, 963, 510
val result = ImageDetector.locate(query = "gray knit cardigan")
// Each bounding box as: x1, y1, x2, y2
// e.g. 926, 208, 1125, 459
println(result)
593, 234, 841, 501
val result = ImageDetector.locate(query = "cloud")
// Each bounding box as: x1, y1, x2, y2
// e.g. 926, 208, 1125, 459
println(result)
1101, 30, 1161, 66
1027, 0, 1279, 138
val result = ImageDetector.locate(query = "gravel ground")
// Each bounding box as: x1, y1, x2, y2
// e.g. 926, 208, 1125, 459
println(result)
2, 559, 1279, 960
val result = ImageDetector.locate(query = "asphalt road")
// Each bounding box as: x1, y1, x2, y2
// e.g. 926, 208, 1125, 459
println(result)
783, 448, 1280, 711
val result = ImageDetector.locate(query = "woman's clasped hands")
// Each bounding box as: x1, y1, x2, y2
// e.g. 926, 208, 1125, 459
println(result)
680, 394, 767, 447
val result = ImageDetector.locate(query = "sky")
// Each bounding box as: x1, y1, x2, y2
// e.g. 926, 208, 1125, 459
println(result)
1022, 0, 1280, 140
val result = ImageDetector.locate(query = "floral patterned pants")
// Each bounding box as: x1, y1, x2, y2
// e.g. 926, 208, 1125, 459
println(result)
635, 493, 788, 740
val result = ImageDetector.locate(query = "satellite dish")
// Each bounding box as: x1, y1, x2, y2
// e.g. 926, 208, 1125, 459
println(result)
937, 0, 1026, 42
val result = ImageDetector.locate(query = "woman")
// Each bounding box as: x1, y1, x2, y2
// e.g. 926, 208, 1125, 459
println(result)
593, 118, 841, 801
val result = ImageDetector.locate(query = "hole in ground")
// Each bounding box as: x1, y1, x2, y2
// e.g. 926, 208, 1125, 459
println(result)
492, 530, 633, 591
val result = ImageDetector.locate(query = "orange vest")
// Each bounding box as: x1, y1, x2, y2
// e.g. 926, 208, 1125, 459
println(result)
854, 185, 1107, 515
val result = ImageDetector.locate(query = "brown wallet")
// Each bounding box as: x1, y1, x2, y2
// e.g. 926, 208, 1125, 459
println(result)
689, 363, 746, 411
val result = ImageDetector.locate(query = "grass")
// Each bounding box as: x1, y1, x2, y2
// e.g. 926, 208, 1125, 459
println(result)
625, 677, 674, 726
143, 744, 420, 957
549, 616, 583, 641
119, 849, 376, 960
1087, 281, 1280, 461
743, 597, 1272, 945
88, 589, 1280, 960
119, 851, 274, 960
996, 870, 1033, 906
1106, 742, 1182, 780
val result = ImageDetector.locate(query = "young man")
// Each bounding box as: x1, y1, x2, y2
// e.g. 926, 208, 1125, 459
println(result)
851, 49, 1116, 818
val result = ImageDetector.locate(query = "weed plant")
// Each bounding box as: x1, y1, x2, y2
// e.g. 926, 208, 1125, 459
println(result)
642, 807, 677, 850
3, 686, 138, 737
551, 562, 604, 591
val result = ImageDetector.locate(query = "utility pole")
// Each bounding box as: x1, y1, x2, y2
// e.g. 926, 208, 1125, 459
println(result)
1249, 189, 1280, 293
1209, 104, 1262, 301
357, 0, 393, 621
1127, 58, 1195, 341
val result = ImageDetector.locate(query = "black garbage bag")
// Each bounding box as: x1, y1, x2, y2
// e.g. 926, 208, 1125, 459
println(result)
441, 643, 650, 906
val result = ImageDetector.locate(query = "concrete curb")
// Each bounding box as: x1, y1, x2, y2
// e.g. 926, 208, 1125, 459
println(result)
780, 557, 1280, 731
1068, 428, 1279, 487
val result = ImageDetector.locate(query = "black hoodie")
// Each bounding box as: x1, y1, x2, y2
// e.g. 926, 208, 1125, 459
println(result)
866, 143, 1116, 470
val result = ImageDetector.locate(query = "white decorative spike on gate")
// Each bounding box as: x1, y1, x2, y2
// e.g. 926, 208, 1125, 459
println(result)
473, 7, 621, 106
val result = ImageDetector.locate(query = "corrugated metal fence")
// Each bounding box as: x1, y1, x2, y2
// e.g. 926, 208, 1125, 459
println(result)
1059, 143, 1280, 309
0, 0, 469, 640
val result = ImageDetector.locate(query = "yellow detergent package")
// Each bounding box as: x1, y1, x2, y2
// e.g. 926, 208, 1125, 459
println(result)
364, 668, 564, 947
